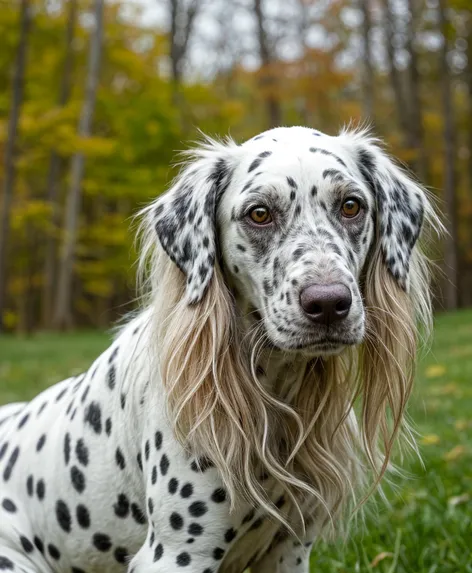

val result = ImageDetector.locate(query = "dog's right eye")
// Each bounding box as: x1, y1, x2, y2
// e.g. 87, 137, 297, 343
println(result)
248, 206, 272, 225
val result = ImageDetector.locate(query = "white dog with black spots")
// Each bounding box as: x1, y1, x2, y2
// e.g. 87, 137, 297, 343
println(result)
0, 126, 439, 573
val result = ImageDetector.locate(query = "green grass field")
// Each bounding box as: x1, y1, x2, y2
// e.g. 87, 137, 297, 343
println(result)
1, 310, 472, 572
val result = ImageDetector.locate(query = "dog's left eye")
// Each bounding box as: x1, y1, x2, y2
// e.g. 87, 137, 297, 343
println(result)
248, 206, 272, 225
341, 198, 361, 218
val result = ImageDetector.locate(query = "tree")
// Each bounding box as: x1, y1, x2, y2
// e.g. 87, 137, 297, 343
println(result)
359, 0, 375, 123
53, 0, 104, 329
169, 0, 200, 90
0, 0, 31, 332
42, 0, 77, 328
253, 0, 281, 128
438, 0, 458, 309
381, 0, 411, 142
405, 0, 428, 181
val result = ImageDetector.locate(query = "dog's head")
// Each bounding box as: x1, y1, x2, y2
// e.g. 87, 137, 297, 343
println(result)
149, 126, 429, 357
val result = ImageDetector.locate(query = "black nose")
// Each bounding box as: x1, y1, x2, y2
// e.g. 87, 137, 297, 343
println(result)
299, 283, 352, 325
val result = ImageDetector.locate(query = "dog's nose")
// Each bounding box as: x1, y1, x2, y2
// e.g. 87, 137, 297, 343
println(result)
299, 283, 352, 325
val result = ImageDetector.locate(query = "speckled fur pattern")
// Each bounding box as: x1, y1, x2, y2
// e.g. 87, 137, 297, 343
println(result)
0, 126, 431, 573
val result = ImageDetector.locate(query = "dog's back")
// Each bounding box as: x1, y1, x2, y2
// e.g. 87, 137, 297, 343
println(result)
0, 315, 152, 572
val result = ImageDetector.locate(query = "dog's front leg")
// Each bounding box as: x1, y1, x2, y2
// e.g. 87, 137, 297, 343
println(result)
251, 521, 317, 573
126, 432, 244, 573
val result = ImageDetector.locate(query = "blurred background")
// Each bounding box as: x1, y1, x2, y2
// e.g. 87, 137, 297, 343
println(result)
0, 0, 471, 332
1, 1, 472, 571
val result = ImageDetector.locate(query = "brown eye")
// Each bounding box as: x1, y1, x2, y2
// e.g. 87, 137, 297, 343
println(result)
249, 206, 272, 225
341, 198, 361, 218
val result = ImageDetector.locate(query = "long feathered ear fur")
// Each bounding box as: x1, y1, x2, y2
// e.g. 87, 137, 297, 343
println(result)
137, 129, 442, 540
146, 135, 240, 303
339, 128, 443, 484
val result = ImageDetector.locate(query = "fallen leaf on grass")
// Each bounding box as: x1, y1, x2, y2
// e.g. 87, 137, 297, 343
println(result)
425, 365, 446, 378
430, 383, 459, 396
370, 552, 394, 567
448, 493, 470, 506
444, 445, 467, 461
421, 434, 440, 445
454, 420, 471, 431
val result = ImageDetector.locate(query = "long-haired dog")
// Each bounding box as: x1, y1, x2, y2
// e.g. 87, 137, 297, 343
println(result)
0, 126, 438, 573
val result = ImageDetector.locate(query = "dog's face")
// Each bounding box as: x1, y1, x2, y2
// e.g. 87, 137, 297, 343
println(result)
218, 129, 376, 354
152, 126, 425, 356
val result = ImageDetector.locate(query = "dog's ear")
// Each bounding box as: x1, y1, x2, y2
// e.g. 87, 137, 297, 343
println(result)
341, 130, 428, 291
152, 138, 238, 303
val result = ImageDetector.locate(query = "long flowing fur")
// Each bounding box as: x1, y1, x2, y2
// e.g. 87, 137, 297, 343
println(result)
137, 134, 440, 538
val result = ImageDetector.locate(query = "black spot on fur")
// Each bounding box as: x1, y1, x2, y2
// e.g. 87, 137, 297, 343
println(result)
84, 402, 102, 434
131, 503, 146, 525
48, 544, 61, 560
20, 535, 34, 553
3, 446, 19, 481
188, 523, 203, 536
115, 448, 125, 470
113, 494, 130, 518
170, 512, 184, 530
26, 475, 33, 496
76, 504, 91, 528
213, 548, 225, 560
176, 552, 191, 566
114, 547, 128, 564
107, 366, 116, 390
211, 488, 226, 503
188, 501, 208, 517
154, 543, 163, 562
70, 466, 86, 493
1, 498, 16, 512
180, 483, 193, 498
36, 479, 46, 500
76, 439, 89, 466
160, 454, 169, 476
56, 500, 72, 532
93, 533, 112, 552
225, 528, 237, 543
36, 434, 46, 452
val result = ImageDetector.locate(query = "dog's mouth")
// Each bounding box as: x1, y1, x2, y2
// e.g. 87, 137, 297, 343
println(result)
276, 335, 358, 353
261, 334, 360, 356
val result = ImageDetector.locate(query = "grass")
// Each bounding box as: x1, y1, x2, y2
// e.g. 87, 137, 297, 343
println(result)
1, 310, 472, 572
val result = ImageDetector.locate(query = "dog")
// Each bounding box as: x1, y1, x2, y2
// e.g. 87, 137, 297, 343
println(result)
0, 126, 438, 573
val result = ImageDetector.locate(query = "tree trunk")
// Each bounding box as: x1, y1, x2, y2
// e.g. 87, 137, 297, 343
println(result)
359, 0, 375, 124
168, 0, 199, 129
0, 0, 31, 333
381, 0, 411, 141
467, 14, 472, 203
53, 0, 104, 329
438, 0, 458, 310
42, 0, 77, 328
253, 0, 281, 128
405, 0, 428, 181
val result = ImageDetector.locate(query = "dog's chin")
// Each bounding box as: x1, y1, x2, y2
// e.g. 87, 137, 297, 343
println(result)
264, 333, 363, 357
270, 339, 358, 358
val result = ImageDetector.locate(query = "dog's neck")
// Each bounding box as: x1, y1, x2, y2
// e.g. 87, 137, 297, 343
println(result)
237, 304, 312, 402
256, 349, 310, 403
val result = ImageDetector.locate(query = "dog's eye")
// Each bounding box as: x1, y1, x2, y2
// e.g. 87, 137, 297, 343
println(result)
341, 198, 360, 218
249, 206, 272, 225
